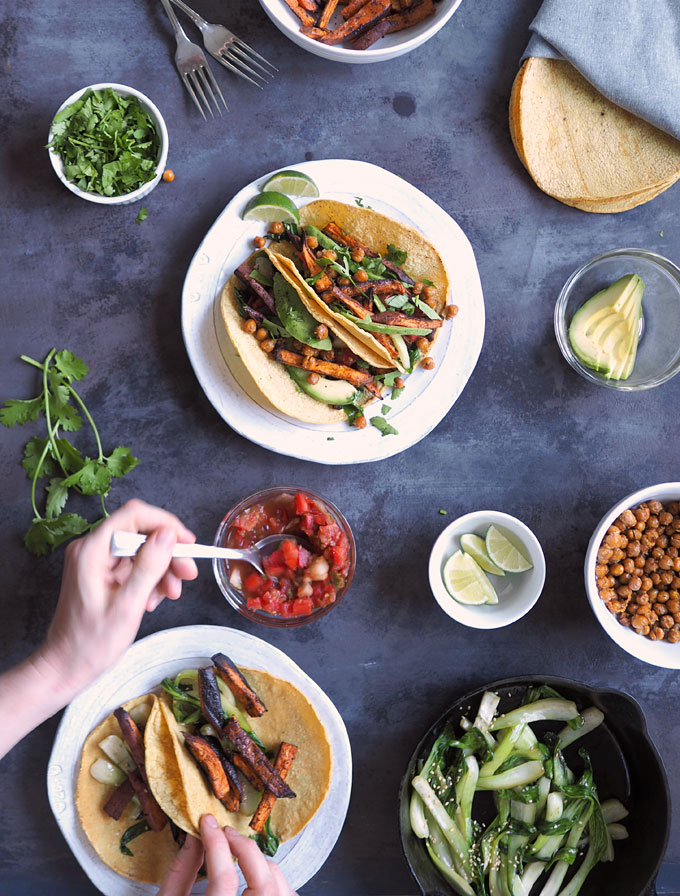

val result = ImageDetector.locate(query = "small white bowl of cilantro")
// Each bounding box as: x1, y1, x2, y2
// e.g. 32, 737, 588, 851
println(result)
47, 83, 168, 205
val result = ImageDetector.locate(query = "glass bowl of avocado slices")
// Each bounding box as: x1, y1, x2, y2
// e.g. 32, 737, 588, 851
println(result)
554, 249, 680, 390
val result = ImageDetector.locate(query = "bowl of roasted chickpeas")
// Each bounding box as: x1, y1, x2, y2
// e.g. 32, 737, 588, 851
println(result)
585, 482, 680, 668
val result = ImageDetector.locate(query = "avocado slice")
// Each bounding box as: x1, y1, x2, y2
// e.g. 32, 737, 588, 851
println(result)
568, 274, 644, 379
286, 366, 358, 405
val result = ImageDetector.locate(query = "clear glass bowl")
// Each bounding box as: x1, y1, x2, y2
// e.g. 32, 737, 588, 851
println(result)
554, 248, 680, 390
213, 486, 356, 628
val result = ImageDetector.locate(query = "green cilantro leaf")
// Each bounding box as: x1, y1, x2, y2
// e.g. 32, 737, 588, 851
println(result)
24, 514, 90, 556
136, 207, 148, 225
392, 385, 405, 400
381, 404, 391, 415
54, 350, 89, 382
386, 244, 408, 265
45, 478, 69, 519
370, 416, 398, 437
106, 446, 139, 478
22, 438, 55, 479
0, 396, 43, 427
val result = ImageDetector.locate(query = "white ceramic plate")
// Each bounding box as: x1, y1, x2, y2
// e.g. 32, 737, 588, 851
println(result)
181, 159, 485, 465
258, 0, 463, 64
47, 625, 352, 895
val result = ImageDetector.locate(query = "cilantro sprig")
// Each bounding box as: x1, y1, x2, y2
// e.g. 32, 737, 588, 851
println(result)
1, 350, 139, 555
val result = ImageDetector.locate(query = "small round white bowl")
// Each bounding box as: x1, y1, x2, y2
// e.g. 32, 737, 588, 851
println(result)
585, 482, 680, 669
258, 0, 463, 64
47, 82, 169, 205
428, 510, 546, 629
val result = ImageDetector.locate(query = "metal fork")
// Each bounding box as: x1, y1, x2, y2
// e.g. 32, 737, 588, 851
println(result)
169, 0, 277, 89
159, 0, 227, 119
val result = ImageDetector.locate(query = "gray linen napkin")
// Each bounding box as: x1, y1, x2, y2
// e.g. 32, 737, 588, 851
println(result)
522, 0, 680, 141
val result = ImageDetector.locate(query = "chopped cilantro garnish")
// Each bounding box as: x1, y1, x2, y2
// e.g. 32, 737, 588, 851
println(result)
381, 404, 391, 415
355, 196, 373, 209
370, 416, 398, 437
392, 385, 405, 400
439, 509, 448, 515
48, 88, 160, 197
136, 206, 148, 225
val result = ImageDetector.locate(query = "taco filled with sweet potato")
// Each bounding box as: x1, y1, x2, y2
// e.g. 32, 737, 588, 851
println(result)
220, 200, 455, 429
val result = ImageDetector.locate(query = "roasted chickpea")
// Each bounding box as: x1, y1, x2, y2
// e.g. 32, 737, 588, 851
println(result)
243, 318, 257, 334
352, 414, 367, 429
355, 269, 369, 283
314, 323, 329, 341
269, 221, 284, 235
254, 327, 268, 342
413, 281, 424, 295
307, 235, 319, 250
394, 377, 405, 389
422, 357, 436, 371
416, 336, 430, 353
162, 168, 175, 182
253, 236, 266, 249
321, 249, 337, 262
351, 248, 365, 263
307, 372, 320, 385
445, 304, 459, 319
260, 338, 276, 353
338, 276, 351, 287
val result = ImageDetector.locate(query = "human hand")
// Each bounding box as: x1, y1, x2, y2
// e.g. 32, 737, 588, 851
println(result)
33, 499, 198, 699
157, 816, 298, 896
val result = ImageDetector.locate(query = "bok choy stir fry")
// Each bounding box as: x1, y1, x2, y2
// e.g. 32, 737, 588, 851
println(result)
409, 686, 629, 896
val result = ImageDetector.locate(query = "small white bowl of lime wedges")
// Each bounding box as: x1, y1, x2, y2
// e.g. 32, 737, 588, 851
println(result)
428, 511, 546, 629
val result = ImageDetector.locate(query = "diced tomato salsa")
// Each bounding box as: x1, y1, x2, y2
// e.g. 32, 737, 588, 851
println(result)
226, 491, 351, 618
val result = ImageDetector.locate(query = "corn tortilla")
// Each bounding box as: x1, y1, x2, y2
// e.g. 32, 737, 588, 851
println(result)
75, 695, 179, 886
145, 669, 332, 843
509, 57, 680, 211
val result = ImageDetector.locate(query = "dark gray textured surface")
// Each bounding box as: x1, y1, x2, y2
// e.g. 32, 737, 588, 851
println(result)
1, 0, 679, 893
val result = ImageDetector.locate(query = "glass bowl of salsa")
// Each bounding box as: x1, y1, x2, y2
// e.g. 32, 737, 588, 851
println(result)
213, 487, 356, 627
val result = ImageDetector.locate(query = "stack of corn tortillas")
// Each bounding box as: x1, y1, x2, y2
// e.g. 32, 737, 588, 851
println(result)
509, 57, 680, 213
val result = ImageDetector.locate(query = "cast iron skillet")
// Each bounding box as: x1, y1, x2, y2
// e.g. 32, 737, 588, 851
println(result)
398, 676, 670, 896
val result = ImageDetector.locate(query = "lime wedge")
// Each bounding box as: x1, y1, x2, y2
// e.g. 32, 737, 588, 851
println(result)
262, 170, 320, 198
242, 191, 301, 224
485, 525, 533, 573
460, 533, 505, 577
442, 551, 499, 606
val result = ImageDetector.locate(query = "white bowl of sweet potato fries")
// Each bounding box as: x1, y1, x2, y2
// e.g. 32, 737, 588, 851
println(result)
259, 0, 463, 62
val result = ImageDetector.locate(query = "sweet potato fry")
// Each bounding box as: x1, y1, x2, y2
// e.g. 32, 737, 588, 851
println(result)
374, 332, 399, 358
212, 653, 267, 718
319, 285, 370, 318
352, 18, 392, 48
301, 25, 329, 38
282, 0, 316, 26
323, 223, 378, 257
184, 734, 241, 812
103, 778, 134, 821
317, 0, 340, 29
299, 0, 319, 9
341, 0, 369, 18
385, 0, 435, 32
114, 708, 148, 785
249, 743, 298, 834
275, 348, 374, 388
128, 768, 168, 832
349, 279, 405, 297
233, 753, 265, 791
319, 0, 390, 42
371, 311, 442, 329
235, 264, 276, 314
223, 717, 295, 799
199, 666, 225, 731
299, 235, 322, 276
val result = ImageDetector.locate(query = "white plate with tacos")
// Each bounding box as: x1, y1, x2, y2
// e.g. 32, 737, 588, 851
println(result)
47, 625, 352, 895
182, 159, 484, 464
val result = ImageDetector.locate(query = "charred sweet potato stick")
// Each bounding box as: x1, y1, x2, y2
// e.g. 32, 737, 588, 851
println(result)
353, 18, 393, 48
371, 311, 442, 329
275, 348, 375, 388
212, 653, 267, 718
234, 264, 276, 315
382, 257, 415, 285
301, 25, 329, 38
349, 279, 406, 297
299, 0, 319, 9
384, 0, 435, 32
374, 332, 399, 359
323, 223, 378, 257
282, 0, 316, 25
184, 734, 241, 812
319, 0, 390, 42
342, 0, 370, 19
233, 753, 265, 791
103, 778, 134, 821
317, 0, 340, 28
299, 236, 322, 276
223, 717, 295, 799
114, 708, 148, 785
249, 743, 299, 834
319, 285, 370, 318
128, 768, 168, 831
199, 666, 225, 731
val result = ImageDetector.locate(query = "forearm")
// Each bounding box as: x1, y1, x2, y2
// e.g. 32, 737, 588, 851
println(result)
0, 650, 79, 760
